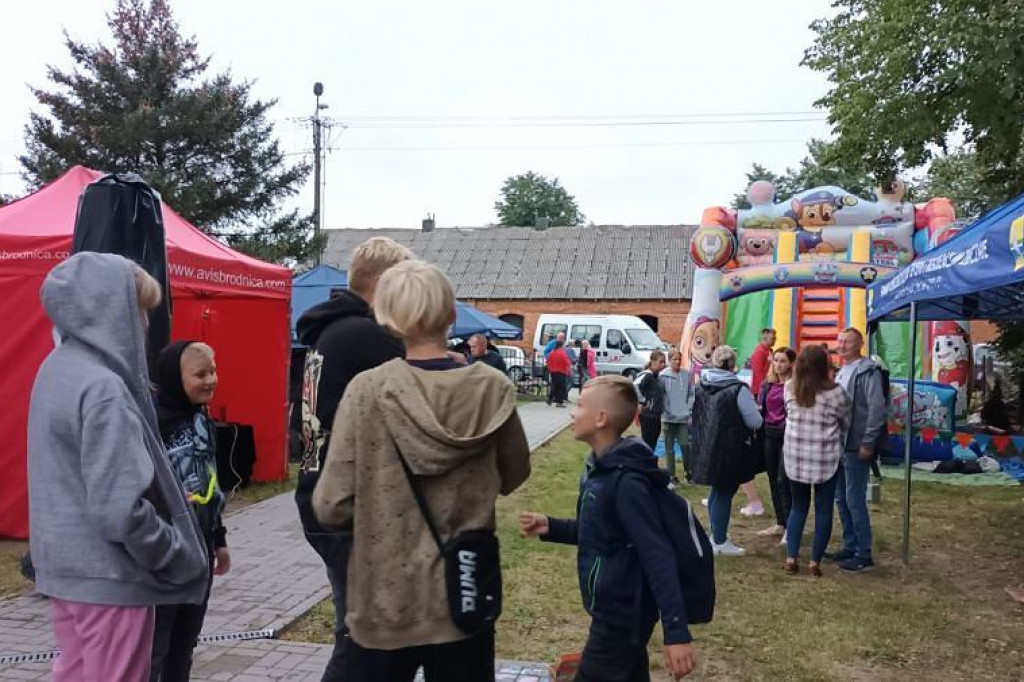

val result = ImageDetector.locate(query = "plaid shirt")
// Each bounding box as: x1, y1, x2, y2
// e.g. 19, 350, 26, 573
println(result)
783, 383, 852, 484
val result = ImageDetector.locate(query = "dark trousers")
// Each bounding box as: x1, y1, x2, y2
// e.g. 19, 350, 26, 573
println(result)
150, 550, 212, 682
549, 372, 570, 405
305, 531, 352, 682
638, 414, 661, 452
347, 627, 495, 682
763, 428, 791, 527
575, 618, 657, 682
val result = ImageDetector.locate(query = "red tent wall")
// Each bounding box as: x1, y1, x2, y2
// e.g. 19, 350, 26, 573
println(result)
0, 168, 291, 540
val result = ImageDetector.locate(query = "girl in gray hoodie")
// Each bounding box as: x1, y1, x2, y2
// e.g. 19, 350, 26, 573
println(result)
27, 253, 209, 682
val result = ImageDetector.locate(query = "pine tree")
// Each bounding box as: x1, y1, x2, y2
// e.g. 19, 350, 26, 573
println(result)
21, 0, 316, 264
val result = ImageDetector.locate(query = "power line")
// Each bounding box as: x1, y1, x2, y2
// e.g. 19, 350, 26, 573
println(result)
323, 137, 809, 153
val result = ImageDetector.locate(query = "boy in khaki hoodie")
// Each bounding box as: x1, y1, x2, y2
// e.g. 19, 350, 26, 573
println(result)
313, 260, 531, 682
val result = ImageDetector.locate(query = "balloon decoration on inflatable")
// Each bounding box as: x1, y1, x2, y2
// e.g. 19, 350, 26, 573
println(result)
689, 226, 736, 270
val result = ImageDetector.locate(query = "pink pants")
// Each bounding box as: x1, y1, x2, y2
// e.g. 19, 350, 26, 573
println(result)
51, 597, 155, 682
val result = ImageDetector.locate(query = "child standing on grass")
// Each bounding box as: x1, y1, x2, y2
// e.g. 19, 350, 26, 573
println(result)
520, 375, 697, 681
659, 349, 693, 487
313, 260, 531, 682
635, 350, 667, 453
150, 341, 230, 682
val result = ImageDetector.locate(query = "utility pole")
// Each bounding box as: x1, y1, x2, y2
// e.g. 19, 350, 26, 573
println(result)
312, 82, 325, 264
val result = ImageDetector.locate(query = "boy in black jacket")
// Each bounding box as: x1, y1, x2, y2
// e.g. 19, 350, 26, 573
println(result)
520, 375, 696, 681
294, 237, 412, 681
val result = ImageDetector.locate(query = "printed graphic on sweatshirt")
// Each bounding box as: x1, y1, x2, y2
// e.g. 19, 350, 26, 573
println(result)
300, 349, 326, 473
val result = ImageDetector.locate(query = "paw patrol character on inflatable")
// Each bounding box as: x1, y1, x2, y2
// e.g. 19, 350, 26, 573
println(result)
932, 321, 971, 415
687, 316, 719, 375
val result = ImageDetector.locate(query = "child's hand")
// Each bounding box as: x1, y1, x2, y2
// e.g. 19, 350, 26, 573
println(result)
213, 547, 231, 576
664, 642, 696, 679
518, 512, 549, 539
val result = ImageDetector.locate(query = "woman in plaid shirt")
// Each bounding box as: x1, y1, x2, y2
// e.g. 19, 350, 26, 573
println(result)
782, 345, 851, 577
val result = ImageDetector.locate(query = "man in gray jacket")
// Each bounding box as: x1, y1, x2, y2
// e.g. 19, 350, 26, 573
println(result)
28, 253, 209, 681
827, 327, 887, 572
660, 349, 694, 487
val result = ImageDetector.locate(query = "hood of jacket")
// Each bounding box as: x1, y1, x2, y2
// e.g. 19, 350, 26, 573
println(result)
700, 367, 745, 389
42, 252, 156, 425
296, 289, 370, 346
375, 358, 518, 476
593, 436, 667, 483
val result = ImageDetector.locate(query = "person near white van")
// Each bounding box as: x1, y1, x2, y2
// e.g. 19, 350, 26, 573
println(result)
534, 315, 666, 378
660, 349, 694, 487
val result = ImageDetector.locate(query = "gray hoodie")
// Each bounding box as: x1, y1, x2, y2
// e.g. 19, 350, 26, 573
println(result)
28, 252, 209, 607
659, 367, 695, 423
699, 368, 764, 430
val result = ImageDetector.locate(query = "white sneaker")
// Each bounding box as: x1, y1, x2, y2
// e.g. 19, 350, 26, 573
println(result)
757, 523, 785, 537
779, 534, 787, 547
740, 503, 766, 517
701, 498, 709, 507
712, 539, 746, 556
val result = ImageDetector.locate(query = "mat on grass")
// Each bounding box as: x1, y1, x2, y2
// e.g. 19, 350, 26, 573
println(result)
878, 465, 1019, 487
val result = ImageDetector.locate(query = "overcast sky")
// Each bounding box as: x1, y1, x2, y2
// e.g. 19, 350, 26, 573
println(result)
1, 0, 837, 228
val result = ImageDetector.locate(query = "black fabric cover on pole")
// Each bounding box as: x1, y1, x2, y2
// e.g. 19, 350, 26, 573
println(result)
71, 173, 172, 366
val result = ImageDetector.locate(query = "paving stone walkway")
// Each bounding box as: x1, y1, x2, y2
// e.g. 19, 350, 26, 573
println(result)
1, 401, 570, 680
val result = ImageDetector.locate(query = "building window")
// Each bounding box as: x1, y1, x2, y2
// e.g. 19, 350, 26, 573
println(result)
639, 314, 659, 332
499, 313, 525, 330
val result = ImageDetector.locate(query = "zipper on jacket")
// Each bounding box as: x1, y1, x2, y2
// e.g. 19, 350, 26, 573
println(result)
588, 556, 602, 610
687, 505, 704, 559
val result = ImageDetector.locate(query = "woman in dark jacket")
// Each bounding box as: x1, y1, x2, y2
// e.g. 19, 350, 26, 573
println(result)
690, 345, 763, 557
150, 341, 230, 682
636, 350, 667, 451
756, 347, 796, 540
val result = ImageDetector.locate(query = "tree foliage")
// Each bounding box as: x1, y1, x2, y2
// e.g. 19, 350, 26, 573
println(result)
732, 139, 875, 209
913, 149, 995, 222
20, 0, 315, 264
803, 0, 1024, 203
494, 171, 585, 228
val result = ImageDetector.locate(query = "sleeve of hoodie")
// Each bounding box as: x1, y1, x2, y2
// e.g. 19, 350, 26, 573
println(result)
312, 374, 371, 530
616, 473, 692, 644
496, 410, 531, 495
80, 398, 187, 572
737, 386, 764, 430
860, 368, 887, 450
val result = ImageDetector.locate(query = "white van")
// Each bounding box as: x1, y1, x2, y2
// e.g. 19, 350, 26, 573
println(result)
533, 314, 667, 378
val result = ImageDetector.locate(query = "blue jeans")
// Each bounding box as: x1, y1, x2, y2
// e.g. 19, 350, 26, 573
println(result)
708, 482, 739, 545
835, 452, 873, 560
786, 473, 838, 562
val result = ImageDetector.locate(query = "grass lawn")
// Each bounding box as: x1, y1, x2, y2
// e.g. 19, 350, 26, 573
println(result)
283, 431, 1024, 680
0, 540, 30, 598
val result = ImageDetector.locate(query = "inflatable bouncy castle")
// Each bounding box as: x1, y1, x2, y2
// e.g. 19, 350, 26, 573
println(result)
683, 180, 973, 422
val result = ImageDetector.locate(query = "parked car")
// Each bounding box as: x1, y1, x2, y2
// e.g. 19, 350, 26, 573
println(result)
496, 344, 529, 382
532, 314, 667, 378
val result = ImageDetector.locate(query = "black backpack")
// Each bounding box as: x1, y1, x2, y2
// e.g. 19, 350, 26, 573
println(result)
873, 364, 892, 457
612, 469, 716, 624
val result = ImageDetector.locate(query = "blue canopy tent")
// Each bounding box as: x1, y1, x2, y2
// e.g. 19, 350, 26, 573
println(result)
868, 191, 1024, 563
291, 264, 347, 343
452, 302, 523, 340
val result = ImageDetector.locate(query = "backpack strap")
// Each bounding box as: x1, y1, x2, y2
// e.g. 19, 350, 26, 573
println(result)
392, 436, 446, 554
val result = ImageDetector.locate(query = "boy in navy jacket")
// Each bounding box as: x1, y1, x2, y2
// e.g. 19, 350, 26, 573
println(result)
521, 375, 696, 681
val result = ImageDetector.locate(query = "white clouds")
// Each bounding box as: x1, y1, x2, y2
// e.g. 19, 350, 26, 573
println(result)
0, 0, 835, 225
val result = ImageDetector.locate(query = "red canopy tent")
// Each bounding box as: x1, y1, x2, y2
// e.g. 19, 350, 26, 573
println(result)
0, 166, 292, 539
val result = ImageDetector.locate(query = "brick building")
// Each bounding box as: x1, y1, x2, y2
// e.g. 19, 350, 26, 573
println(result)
322, 225, 697, 348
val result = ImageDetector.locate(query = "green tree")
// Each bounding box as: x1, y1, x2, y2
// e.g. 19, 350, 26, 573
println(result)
803, 1, 1024, 372
803, 0, 1024, 202
494, 171, 585, 228
732, 139, 875, 209
20, 0, 315, 264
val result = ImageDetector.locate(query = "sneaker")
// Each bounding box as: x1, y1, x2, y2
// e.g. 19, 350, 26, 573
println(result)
779, 534, 787, 547
838, 556, 875, 572
667, 480, 678, 491
712, 539, 746, 557
823, 549, 856, 562
701, 498, 709, 507
757, 524, 785, 537
740, 503, 765, 517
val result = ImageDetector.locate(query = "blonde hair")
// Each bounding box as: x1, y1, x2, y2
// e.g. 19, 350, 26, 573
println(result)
584, 375, 638, 434
181, 342, 215, 363
711, 345, 737, 371
132, 264, 162, 310
374, 260, 454, 342
348, 237, 414, 296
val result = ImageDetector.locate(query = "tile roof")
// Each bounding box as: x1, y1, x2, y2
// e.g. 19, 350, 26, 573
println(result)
321, 225, 697, 300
